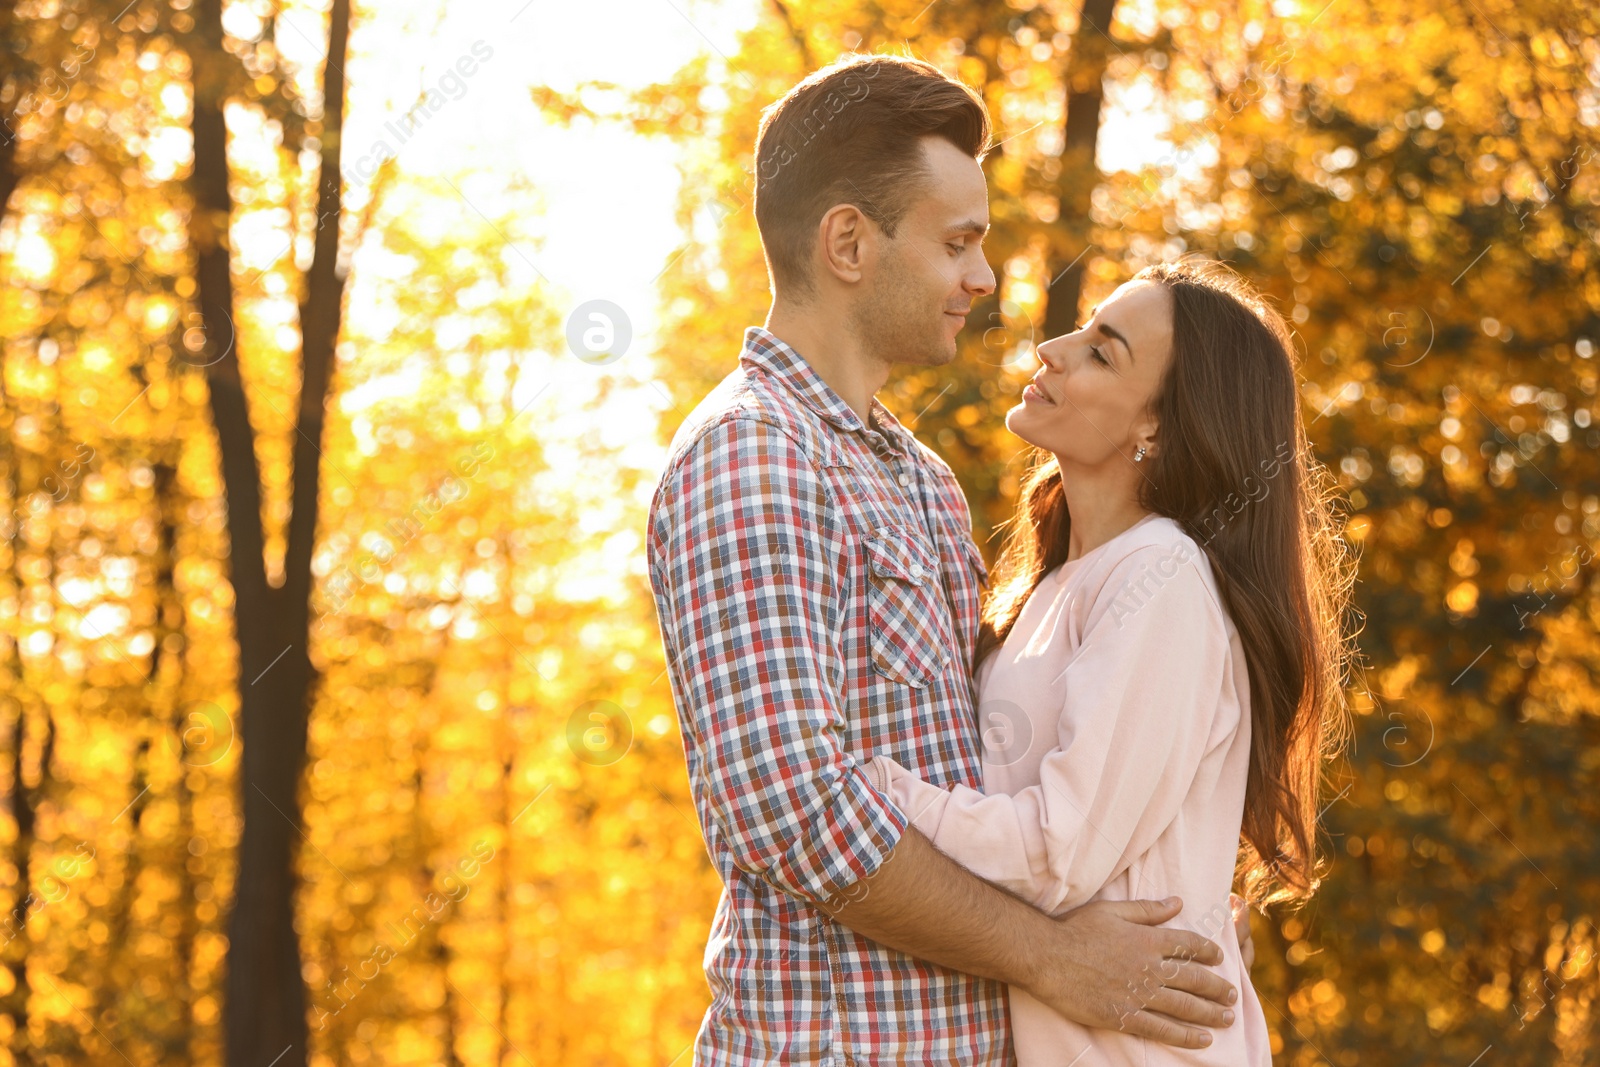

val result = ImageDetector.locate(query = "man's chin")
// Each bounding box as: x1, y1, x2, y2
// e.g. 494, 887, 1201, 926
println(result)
864, 319, 958, 369
899, 335, 959, 368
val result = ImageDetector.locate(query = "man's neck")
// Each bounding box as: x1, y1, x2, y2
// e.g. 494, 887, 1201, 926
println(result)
764, 301, 889, 425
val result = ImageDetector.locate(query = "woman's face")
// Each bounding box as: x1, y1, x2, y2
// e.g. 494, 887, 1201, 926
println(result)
1005, 279, 1175, 468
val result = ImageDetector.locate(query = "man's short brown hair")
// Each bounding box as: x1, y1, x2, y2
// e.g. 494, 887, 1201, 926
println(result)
753, 54, 991, 298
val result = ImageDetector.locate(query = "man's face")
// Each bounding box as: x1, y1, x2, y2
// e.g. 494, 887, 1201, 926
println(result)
851, 136, 996, 367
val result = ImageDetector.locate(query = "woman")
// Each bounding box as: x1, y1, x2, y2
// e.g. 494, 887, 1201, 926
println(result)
865, 260, 1356, 1065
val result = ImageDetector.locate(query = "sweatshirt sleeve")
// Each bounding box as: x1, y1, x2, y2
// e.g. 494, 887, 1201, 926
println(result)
866, 541, 1233, 916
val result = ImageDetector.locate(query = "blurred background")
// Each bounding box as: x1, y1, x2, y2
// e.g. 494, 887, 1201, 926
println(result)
1, 0, 1598, 1063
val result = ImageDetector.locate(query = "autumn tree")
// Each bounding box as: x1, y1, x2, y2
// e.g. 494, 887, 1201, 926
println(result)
549, 0, 1600, 1062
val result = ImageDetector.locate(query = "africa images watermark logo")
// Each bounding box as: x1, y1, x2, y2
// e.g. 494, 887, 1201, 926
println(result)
757, 63, 880, 180
343, 40, 496, 189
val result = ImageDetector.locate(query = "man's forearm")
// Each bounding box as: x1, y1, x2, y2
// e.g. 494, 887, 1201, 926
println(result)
819, 825, 1049, 989
814, 822, 1239, 1048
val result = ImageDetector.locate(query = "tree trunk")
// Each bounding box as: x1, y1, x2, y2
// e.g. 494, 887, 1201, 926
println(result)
188, 0, 287, 1059
0, 349, 30, 1063
92, 738, 148, 1029
154, 457, 198, 1059
0, 338, 64, 1064
1041, 0, 1119, 341
0, 0, 25, 229
433, 915, 462, 1067
496, 676, 514, 1067
768, 0, 814, 71
186, 0, 352, 1062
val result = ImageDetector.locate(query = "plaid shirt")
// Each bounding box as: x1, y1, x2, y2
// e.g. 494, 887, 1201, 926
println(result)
647, 327, 1013, 1066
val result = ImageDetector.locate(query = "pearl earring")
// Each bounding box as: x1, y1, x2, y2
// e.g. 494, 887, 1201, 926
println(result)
1134, 446, 1147, 463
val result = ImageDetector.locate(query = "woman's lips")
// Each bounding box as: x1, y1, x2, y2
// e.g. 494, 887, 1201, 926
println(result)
1023, 381, 1055, 405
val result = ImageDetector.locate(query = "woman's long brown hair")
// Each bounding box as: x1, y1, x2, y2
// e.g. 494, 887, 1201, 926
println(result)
976, 259, 1358, 905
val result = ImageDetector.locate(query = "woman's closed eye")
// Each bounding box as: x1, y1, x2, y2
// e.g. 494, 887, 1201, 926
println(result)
1073, 322, 1111, 366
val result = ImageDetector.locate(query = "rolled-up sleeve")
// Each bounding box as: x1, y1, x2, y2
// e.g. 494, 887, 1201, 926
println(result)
867, 545, 1231, 916
649, 415, 907, 908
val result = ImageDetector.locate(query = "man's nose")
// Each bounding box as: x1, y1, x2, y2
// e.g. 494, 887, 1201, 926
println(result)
966, 256, 997, 298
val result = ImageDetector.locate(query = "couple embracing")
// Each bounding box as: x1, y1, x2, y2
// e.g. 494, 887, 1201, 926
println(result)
647, 52, 1353, 1067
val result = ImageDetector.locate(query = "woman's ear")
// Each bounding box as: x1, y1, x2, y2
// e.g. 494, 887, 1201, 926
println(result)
1132, 408, 1160, 461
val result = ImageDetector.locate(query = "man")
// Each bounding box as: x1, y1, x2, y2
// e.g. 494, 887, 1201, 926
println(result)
647, 54, 1247, 1065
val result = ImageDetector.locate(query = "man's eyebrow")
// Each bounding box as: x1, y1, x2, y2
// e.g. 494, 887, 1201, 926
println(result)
948, 219, 989, 238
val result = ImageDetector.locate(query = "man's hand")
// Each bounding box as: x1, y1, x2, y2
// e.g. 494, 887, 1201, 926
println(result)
1230, 892, 1255, 971
818, 831, 1237, 1050
1019, 897, 1237, 1049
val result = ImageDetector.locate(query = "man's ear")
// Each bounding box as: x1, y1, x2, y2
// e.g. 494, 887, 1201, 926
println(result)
816, 203, 874, 286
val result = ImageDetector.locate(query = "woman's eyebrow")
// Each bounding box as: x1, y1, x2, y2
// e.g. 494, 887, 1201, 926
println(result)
1097, 322, 1134, 363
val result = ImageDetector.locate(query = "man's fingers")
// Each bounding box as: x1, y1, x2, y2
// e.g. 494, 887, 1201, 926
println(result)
1115, 1007, 1214, 1049
1164, 960, 1237, 1007
1160, 929, 1224, 967
1142, 986, 1235, 1029
1104, 896, 1184, 927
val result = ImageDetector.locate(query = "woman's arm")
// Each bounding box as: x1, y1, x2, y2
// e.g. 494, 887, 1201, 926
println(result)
866, 544, 1236, 917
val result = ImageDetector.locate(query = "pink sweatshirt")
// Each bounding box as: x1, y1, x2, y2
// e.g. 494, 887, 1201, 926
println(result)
865, 513, 1271, 1067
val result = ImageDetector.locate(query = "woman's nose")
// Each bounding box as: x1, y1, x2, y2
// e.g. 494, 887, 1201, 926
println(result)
1035, 334, 1067, 370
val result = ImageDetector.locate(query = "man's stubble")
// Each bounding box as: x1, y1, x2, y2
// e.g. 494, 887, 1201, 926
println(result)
849, 240, 960, 372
